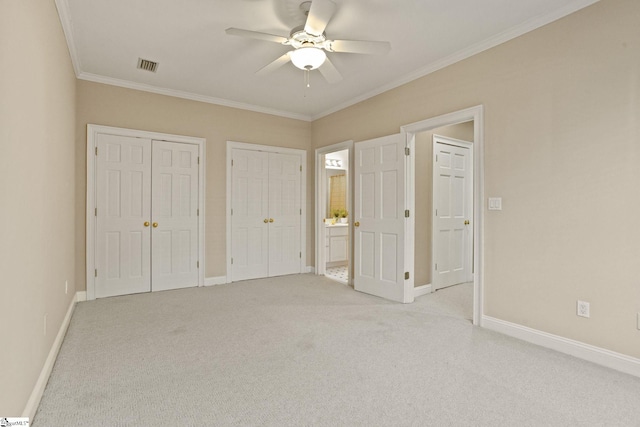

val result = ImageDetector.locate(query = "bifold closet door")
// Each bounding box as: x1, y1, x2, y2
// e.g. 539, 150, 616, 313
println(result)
95, 134, 152, 298
151, 141, 200, 291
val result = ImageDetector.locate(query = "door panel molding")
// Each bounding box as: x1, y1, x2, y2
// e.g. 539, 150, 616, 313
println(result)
87, 124, 206, 300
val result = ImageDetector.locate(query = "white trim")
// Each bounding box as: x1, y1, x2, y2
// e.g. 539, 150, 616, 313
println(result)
310, 0, 600, 120
482, 316, 640, 378
86, 124, 206, 300
22, 296, 76, 419
76, 291, 87, 302
413, 284, 432, 298
305, 266, 316, 274
54, 0, 82, 77
226, 141, 307, 283
204, 276, 227, 286
78, 72, 311, 123
401, 105, 484, 326
314, 141, 354, 283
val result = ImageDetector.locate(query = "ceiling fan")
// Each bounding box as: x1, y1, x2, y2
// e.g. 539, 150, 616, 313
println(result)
225, 0, 391, 85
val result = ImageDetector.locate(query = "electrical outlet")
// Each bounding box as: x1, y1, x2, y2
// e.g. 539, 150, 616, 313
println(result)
65, 280, 68, 294
577, 300, 590, 318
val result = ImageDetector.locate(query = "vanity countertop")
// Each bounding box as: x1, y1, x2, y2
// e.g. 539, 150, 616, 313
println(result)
325, 222, 348, 227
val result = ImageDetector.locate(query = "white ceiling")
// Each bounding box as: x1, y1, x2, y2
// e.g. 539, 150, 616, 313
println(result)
57, 0, 598, 121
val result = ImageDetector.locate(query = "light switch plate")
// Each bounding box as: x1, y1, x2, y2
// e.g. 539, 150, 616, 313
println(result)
488, 197, 502, 210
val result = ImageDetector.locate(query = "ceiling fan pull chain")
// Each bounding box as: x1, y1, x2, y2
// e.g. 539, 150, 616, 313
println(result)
305, 68, 310, 88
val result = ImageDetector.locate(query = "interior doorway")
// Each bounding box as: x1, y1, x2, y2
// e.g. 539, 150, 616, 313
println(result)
315, 141, 353, 284
402, 106, 484, 325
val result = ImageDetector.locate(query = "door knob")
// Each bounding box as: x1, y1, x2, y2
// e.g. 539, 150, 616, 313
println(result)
152, 222, 158, 228
269, 218, 274, 223
144, 221, 150, 227
464, 220, 470, 225
264, 219, 269, 223
354, 222, 360, 227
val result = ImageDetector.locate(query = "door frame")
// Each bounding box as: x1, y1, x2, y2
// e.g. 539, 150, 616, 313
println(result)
226, 141, 307, 283
432, 135, 474, 291
86, 124, 206, 301
314, 141, 353, 280
401, 105, 484, 325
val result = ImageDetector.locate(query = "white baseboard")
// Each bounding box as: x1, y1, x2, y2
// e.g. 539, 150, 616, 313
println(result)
482, 315, 640, 378
414, 283, 432, 298
306, 266, 316, 274
204, 276, 227, 286
76, 291, 86, 302
22, 294, 78, 419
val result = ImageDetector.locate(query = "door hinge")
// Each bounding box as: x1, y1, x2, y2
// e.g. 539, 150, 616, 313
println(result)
231, 159, 234, 166
436, 154, 438, 162
197, 157, 200, 165
435, 209, 438, 216
95, 146, 98, 156
300, 209, 302, 215
94, 269, 97, 277
197, 261, 199, 268
405, 210, 410, 218
197, 208, 199, 216
405, 147, 410, 156
300, 252, 302, 259
95, 207, 97, 216
404, 272, 410, 280
231, 208, 233, 215
300, 165, 302, 172
435, 263, 438, 271
231, 258, 234, 265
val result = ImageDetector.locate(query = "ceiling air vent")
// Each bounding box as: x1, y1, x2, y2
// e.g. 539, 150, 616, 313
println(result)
137, 58, 158, 73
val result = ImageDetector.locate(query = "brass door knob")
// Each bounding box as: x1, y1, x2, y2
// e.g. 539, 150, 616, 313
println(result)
264, 219, 269, 223
269, 218, 274, 223
144, 221, 150, 227
354, 222, 360, 227
464, 220, 470, 225
152, 222, 158, 228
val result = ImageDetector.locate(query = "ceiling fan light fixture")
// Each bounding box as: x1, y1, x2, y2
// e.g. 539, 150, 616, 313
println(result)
290, 47, 326, 71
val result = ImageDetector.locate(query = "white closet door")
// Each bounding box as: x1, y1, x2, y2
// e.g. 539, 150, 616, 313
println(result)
354, 134, 406, 302
268, 152, 302, 277
231, 149, 269, 281
151, 141, 199, 291
95, 134, 152, 298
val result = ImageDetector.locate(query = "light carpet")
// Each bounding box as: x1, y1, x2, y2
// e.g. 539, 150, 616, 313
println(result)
34, 274, 640, 426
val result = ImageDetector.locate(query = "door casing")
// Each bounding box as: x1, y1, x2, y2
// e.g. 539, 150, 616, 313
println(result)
86, 124, 206, 301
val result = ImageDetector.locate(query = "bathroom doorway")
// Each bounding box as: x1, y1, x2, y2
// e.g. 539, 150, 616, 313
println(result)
315, 141, 353, 285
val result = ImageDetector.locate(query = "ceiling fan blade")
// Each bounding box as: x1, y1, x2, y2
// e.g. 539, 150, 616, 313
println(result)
318, 57, 342, 84
329, 40, 391, 55
225, 28, 288, 44
256, 52, 291, 76
304, 0, 337, 37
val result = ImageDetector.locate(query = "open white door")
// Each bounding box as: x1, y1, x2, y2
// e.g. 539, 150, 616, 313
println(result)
432, 136, 473, 291
354, 134, 407, 302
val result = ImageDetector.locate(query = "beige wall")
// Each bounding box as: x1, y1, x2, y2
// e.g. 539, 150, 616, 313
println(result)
313, 0, 640, 359
75, 81, 312, 288
414, 122, 474, 286
0, 0, 77, 415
